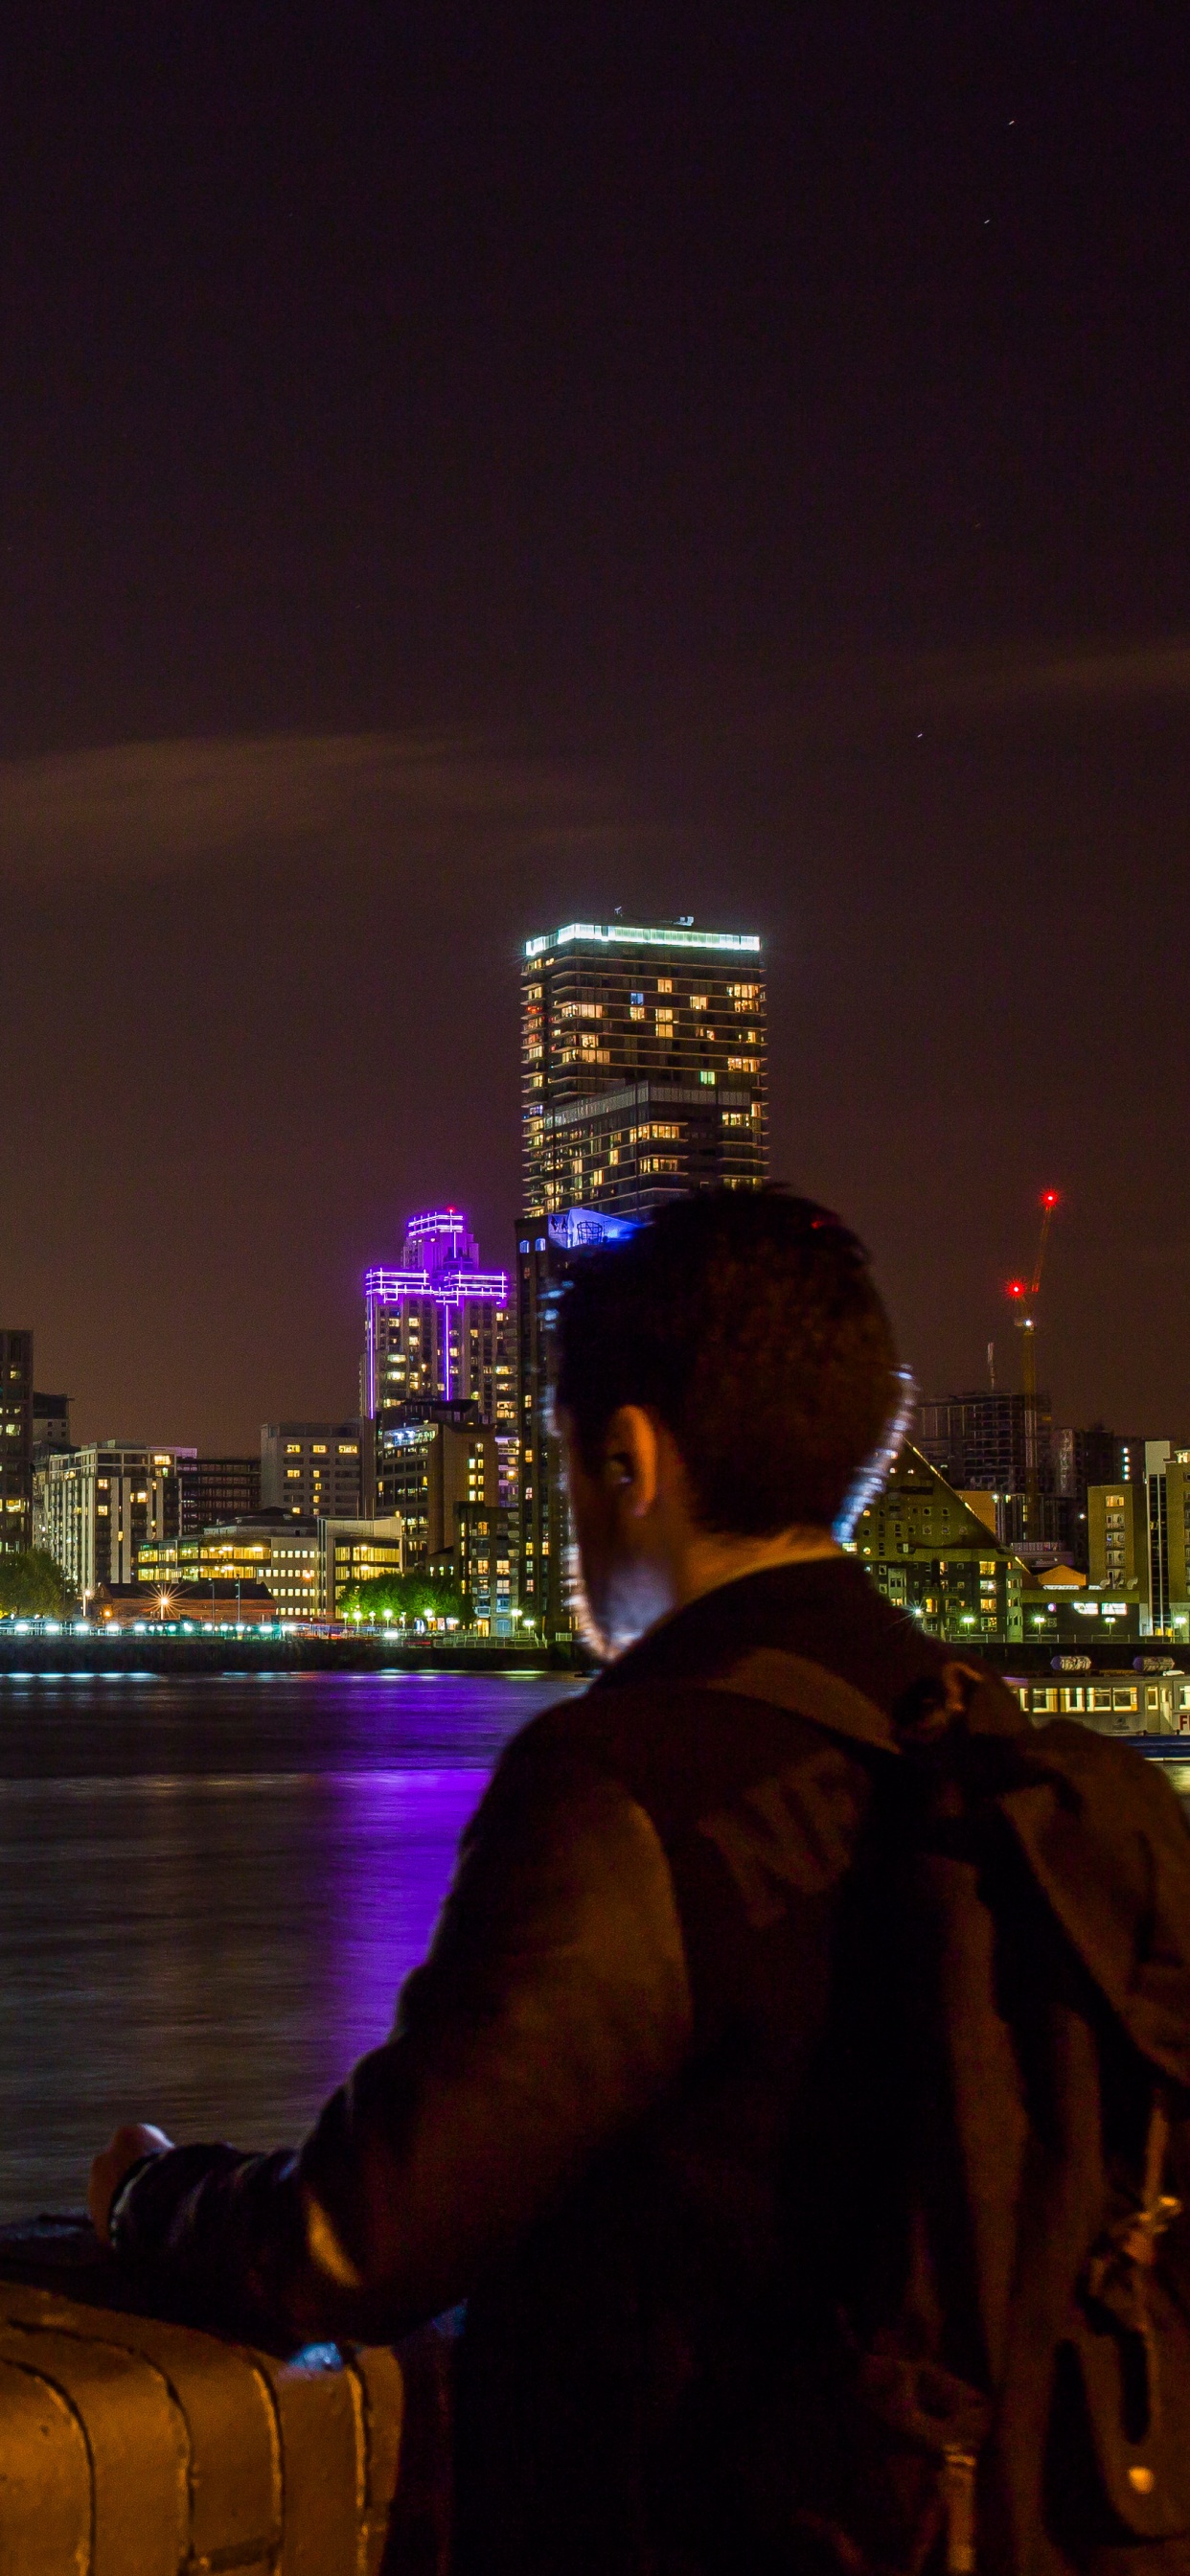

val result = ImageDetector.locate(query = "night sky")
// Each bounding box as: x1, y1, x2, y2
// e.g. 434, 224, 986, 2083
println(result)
3, 5, 1188, 1450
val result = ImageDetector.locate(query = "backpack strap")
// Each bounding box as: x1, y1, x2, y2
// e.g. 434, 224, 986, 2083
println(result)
707, 1645, 902, 1757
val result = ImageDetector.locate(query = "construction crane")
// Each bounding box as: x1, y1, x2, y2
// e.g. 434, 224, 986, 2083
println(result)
1005, 1190, 1060, 1502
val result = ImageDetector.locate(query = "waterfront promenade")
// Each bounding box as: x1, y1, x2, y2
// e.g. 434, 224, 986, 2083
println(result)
0, 1625, 586, 1676
0, 1623, 1179, 1683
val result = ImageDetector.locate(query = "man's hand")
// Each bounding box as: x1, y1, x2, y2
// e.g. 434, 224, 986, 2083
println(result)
88, 2124, 174, 2239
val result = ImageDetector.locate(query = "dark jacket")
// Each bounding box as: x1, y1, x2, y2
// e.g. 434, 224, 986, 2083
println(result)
109, 1560, 1178, 2575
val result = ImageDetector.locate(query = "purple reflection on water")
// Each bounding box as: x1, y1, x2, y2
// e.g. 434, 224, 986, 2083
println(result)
0, 1668, 584, 2219
320, 1764, 495, 2068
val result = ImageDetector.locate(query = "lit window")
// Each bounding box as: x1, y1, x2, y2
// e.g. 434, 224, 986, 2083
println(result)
690, 994, 708, 1009
629, 1005, 646, 1022
656, 978, 674, 993
311, 1443, 328, 1456
727, 1055, 759, 1072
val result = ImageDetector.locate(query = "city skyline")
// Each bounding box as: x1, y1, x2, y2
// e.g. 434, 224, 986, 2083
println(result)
7, 885, 1189, 1457
10, 915, 1186, 1640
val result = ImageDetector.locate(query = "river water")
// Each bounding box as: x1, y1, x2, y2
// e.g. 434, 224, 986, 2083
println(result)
0, 1668, 581, 2220
1, 1669, 1185, 2226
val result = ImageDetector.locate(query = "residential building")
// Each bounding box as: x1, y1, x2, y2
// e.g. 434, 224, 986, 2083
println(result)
1051, 1424, 1139, 1499
192, 1456, 261, 1530
521, 918, 767, 1225
376, 1399, 497, 1568
0, 1332, 34, 1551
454, 1503, 520, 1635
1087, 1444, 1190, 1640
518, 919, 769, 1636
261, 1422, 363, 1520
1087, 1479, 1150, 1614
850, 1443, 1026, 1642
1164, 1453, 1190, 1636
32, 1392, 70, 1467
35, 1444, 196, 1599
1087, 1445, 1190, 1640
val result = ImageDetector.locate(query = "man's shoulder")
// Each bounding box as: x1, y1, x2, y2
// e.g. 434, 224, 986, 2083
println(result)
486, 1652, 868, 1853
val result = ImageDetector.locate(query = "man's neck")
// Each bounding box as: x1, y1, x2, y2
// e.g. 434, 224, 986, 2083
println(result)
671, 1526, 842, 1615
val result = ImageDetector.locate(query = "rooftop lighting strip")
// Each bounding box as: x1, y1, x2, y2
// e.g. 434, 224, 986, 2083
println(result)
523, 924, 762, 959
364, 1269, 509, 1300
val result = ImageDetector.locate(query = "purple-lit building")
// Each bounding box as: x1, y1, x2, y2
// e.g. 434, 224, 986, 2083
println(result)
363, 1209, 514, 1425
363, 1210, 516, 1536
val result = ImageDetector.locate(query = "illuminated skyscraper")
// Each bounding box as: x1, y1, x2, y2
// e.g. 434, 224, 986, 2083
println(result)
521, 919, 767, 1222
517, 920, 768, 1636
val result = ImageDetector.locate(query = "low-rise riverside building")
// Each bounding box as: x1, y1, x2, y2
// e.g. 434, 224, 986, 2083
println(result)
322, 1518, 404, 1620
138, 1511, 403, 1622
93, 1579, 279, 1628
139, 1520, 298, 1612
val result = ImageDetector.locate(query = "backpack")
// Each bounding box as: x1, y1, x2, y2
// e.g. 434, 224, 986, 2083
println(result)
712, 1646, 1190, 2576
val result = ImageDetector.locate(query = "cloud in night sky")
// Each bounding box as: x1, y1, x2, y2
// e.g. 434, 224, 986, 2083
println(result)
924, 636, 1190, 711
0, 732, 622, 881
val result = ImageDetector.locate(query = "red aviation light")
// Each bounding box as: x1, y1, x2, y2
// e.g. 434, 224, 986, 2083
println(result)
1041, 1188, 1060, 1209
1005, 1278, 1027, 1300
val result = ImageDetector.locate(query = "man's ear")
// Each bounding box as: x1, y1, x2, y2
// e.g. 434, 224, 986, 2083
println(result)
602, 1407, 661, 1518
